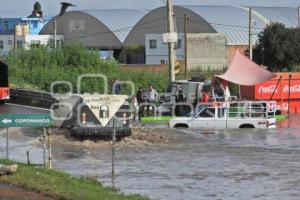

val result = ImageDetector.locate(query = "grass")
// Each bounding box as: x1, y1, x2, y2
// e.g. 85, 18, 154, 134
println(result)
275, 114, 286, 121
141, 116, 174, 123
0, 159, 149, 200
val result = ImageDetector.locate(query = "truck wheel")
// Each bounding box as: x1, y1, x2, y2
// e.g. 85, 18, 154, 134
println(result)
174, 124, 189, 128
239, 124, 255, 128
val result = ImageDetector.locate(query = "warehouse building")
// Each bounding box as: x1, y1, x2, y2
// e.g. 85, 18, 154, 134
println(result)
39, 5, 299, 65
0, 2, 62, 56
40, 9, 146, 60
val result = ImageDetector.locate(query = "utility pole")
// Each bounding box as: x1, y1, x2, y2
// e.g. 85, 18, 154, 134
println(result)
54, 19, 57, 49
298, 7, 300, 27
184, 13, 189, 80
13, 25, 17, 63
167, 0, 176, 83
248, 8, 253, 60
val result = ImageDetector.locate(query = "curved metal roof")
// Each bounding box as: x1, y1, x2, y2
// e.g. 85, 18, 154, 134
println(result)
251, 7, 298, 28
182, 5, 267, 45
81, 9, 146, 42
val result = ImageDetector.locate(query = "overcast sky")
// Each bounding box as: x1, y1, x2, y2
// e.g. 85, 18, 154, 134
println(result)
1, 0, 300, 17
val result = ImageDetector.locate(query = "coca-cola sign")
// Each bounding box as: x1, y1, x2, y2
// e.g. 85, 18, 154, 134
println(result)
255, 80, 300, 99
258, 85, 277, 94
283, 85, 300, 93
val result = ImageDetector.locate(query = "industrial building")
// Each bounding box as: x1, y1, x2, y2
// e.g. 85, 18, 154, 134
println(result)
0, 2, 63, 56
40, 9, 147, 60
39, 5, 299, 66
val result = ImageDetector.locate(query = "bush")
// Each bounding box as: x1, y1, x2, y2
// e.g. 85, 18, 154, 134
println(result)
7, 44, 168, 94
253, 23, 300, 71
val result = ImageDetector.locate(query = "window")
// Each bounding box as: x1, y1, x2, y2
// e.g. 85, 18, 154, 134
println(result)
56, 40, 62, 48
32, 21, 38, 28
160, 60, 167, 64
149, 39, 157, 49
49, 39, 55, 48
31, 40, 41, 48
0, 41, 3, 49
175, 39, 182, 49
7, 40, 12, 46
4, 21, 8, 33
199, 108, 215, 118
17, 40, 23, 49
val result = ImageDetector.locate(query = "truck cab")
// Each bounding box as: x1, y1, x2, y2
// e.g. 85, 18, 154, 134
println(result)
0, 61, 9, 104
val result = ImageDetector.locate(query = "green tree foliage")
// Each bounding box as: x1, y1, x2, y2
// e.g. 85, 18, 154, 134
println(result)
253, 23, 300, 71
8, 44, 168, 94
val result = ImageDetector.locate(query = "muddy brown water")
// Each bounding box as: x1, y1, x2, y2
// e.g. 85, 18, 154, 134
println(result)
0, 115, 300, 200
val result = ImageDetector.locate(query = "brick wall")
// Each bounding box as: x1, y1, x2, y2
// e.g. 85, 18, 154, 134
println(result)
227, 45, 248, 62
120, 64, 169, 73
120, 45, 248, 74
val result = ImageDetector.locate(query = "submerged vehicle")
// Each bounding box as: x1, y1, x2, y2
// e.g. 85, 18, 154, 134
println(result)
0, 61, 9, 104
157, 79, 211, 116
53, 94, 131, 139
170, 101, 277, 129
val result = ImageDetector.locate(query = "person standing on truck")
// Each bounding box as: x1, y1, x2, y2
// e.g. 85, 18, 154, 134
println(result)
202, 90, 209, 102
148, 85, 158, 102
147, 85, 158, 116
212, 79, 225, 101
175, 85, 185, 102
131, 95, 138, 120
175, 85, 186, 116
112, 78, 122, 94
136, 87, 146, 120
136, 87, 145, 104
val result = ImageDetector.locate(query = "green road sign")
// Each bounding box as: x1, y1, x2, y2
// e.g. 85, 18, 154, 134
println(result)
0, 114, 52, 127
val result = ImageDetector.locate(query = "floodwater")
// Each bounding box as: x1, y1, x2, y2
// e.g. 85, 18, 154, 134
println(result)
1, 115, 300, 200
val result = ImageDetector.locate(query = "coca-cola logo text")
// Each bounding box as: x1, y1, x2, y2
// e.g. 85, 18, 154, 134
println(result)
283, 85, 300, 93
258, 85, 277, 94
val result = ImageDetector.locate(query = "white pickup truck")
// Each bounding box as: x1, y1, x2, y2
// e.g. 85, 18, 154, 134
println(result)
169, 101, 277, 130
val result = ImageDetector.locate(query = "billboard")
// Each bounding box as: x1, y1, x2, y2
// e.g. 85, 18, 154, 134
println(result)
255, 78, 300, 100
187, 33, 227, 71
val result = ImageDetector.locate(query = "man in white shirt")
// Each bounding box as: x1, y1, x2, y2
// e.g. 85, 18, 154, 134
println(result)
148, 85, 158, 102
147, 85, 158, 116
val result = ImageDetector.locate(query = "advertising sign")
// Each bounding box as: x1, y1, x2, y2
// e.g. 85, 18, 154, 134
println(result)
255, 80, 300, 100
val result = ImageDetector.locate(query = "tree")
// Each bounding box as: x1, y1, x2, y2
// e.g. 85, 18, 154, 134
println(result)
253, 23, 300, 71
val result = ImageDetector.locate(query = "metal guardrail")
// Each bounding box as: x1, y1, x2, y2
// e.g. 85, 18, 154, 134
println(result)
10, 88, 56, 109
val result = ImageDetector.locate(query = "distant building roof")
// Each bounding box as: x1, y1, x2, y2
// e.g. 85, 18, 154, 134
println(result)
182, 5, 266, 45
40, 5, 299, 48
81, 9, 146, 42
251, 7, 299, 28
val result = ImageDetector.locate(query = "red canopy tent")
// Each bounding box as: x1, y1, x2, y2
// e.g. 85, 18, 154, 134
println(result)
216, 50, 275, 86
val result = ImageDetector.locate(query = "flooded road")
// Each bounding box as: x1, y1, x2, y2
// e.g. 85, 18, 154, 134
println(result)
1, 115, 300, 200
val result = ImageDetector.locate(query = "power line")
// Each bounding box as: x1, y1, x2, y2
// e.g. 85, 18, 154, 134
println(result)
58, 15, 263, 41
78, 0, 111, 10
0, 14, 266, 46
177, 17, 264, 31
59, 16, 167, 38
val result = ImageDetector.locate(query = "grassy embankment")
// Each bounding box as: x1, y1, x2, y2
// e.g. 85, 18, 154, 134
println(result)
0, 159, 149, 200
141, 116, 174, 123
